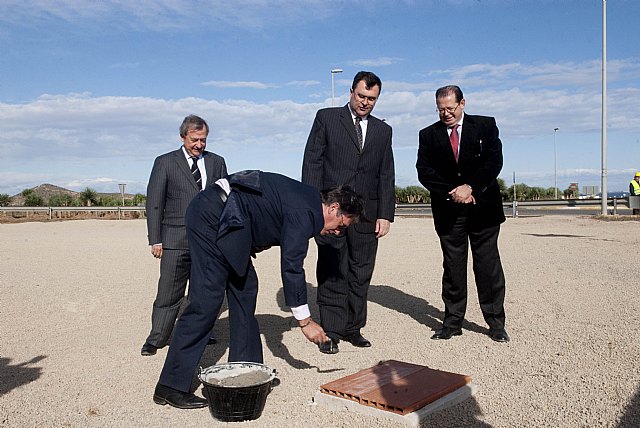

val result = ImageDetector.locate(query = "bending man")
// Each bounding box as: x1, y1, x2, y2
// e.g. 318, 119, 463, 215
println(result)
154, 170, 364, 409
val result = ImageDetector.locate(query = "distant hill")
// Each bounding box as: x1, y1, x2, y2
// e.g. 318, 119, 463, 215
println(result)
7, 184, 135, 206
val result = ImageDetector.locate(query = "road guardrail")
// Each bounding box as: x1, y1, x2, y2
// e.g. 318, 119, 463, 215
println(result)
0, 198, 632, 221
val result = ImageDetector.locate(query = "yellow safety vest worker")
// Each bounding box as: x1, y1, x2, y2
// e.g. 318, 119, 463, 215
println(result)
630, 180, 640, 195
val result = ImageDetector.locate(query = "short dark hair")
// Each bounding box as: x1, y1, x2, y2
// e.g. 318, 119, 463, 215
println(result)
435, 85, 464, 103
321, 186, 365, 223
352, 71, 382, 92
179, 114, 209, 138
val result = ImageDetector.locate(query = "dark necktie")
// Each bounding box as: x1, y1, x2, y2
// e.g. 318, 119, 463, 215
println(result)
190, 156, 202, 190
449, 124, 460, 162
355, 116, 363, 151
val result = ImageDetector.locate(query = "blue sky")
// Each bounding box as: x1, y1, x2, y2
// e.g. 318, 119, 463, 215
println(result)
1, 0, 639, 196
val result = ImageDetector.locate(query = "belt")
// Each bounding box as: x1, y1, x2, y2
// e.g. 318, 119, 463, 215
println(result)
214, 184, 228, 203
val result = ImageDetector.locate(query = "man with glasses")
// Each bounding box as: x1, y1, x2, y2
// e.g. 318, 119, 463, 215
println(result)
142, 115, 228, 357
153, 170, 364, 409
302, 71, 395, 354
416, 85, 509, 343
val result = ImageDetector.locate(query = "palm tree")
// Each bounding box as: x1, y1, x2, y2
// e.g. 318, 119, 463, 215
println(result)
79, 187, 98, 207
0, 194, 10, 207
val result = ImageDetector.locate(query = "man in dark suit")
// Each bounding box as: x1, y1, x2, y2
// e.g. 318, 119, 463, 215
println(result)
416, 85, 509, 343
141, 115, 227, 356
302, 71, 395, 354
153, 170, 364, 409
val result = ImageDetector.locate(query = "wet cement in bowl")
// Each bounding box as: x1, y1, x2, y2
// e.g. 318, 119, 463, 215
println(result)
203, 366, 272, 387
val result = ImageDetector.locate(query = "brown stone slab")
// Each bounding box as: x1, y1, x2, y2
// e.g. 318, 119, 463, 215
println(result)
319, 360, 471, 415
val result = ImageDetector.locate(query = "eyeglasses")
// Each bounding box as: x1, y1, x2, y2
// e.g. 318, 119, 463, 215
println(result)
436, 103, 460, 115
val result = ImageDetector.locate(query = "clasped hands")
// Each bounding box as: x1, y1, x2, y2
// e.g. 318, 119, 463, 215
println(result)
448, 184, 476, 204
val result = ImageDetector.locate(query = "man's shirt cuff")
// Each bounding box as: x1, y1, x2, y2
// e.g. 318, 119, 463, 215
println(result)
290, 304, 311, 320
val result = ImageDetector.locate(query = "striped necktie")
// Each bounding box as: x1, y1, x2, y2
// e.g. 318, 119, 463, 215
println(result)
355, 116, 363, 151
190, 156, 202, 190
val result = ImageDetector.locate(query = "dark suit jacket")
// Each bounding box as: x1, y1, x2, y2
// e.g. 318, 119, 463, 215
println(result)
214, 171, 324, 308
417, 114, 505, 235
146, 148, 227, 249
302, 105, 395, 232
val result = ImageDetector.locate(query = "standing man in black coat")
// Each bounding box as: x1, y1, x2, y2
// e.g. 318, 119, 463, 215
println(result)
141, 115, 227, 356
416, 85, 509, 343
302, 71, 395, 354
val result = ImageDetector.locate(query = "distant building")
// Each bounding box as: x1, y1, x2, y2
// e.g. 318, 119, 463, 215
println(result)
583, 185, 599, 196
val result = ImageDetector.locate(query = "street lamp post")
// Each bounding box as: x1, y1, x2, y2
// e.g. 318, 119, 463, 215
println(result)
331, 68, 343, 106
601, 0, 608, 215
118, 183, 126, 206
553, 128, 559, 200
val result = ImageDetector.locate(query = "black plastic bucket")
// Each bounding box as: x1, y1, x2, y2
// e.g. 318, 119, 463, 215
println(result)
198, 362, 277, 422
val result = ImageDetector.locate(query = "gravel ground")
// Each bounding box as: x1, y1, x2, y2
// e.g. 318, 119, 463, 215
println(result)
0, 216, 638, 427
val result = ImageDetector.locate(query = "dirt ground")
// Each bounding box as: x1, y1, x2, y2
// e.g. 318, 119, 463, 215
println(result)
0, 216, 638, 427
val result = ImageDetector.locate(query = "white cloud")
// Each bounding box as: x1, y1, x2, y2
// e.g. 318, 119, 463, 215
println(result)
66, 177, 120, 190
1, 58, 639, 195
351, 57, 404, 67
428, 59, 640, 90
286, 80, 321, 87
201, 80, 320, 90
201, 81, 277, 89
0, 0, 338, 31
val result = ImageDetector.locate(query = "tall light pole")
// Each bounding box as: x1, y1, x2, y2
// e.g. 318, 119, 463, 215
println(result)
601, 0, 608, 215
331, 68, 343, 106
553, 128, 559, 200
118, 183, 126, 206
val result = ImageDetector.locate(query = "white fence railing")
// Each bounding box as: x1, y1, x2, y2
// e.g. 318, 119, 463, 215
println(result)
0, 198, 634, 221
395, 197, 632, 217
0, 206, 146, 220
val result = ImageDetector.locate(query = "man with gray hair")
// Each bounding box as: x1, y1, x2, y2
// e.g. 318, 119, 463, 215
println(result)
141, 115, 227, 356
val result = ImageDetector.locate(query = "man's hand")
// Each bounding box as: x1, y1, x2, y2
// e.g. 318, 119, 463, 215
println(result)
375, 219, 391, 238
298, 317, 328, 344
448, 184, 476, 204
150, 244, 163, 259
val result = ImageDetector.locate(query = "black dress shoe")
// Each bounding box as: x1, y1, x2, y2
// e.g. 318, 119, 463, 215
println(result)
489, 329, 510, 343
431, 327, 462, 340
141, 342, 158, 356
318, 338, 339, 354
153, 384, 208, 409
345, 333, 371, 348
